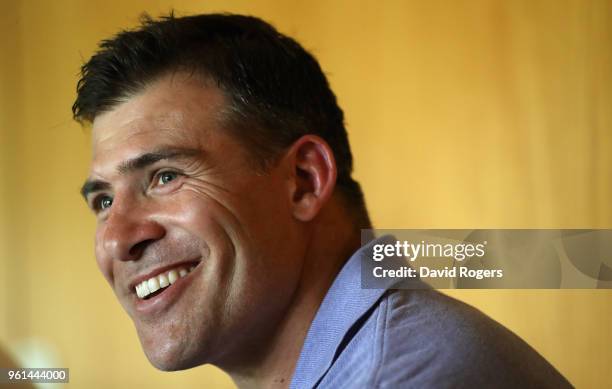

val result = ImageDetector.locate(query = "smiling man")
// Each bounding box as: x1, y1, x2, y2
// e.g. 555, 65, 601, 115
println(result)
74, 13, 571, 389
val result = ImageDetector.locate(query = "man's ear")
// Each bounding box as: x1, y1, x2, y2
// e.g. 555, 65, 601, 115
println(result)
284, 135, 337, 222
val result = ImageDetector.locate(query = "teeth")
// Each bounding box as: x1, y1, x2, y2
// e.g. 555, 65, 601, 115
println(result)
158, 274, 169, 288
148, 278, 160, 293
168, 270, 178, 284
135, 265, 197, 300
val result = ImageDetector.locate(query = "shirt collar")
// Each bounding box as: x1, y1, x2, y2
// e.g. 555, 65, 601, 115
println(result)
289, 235, 399, 388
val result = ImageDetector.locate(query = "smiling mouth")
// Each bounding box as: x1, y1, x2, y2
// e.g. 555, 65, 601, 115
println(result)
135, 264, 198, 300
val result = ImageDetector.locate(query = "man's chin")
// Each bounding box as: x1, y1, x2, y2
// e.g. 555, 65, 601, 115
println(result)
145, 353, 196, 372
141, 342, 204, 372
135, 325, 207, 372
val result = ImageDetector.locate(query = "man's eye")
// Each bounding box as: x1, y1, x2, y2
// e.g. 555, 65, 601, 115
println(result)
95, 196, 113, 211
157, 171, 179, 185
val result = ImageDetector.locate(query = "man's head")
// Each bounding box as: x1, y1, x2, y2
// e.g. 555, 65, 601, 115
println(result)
74, 13, 368, 220
74, 13, 369, 371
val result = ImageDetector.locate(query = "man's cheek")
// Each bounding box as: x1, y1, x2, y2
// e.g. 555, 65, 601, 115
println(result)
94, 233, 114, 286
95, 257, 114, 286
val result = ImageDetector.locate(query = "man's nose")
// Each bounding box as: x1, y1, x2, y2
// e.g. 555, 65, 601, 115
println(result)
101, 201, 166, 261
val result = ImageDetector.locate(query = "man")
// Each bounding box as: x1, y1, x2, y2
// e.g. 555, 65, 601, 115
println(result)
74, 13, 571, 388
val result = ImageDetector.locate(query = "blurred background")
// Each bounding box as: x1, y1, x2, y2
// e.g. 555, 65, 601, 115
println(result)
1, 0, 610, 387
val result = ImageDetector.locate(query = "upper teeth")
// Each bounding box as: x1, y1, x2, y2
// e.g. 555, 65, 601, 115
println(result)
135, 265, 196, 299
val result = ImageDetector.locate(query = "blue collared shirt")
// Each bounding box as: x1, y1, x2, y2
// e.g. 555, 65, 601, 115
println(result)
290, 237, 572, 388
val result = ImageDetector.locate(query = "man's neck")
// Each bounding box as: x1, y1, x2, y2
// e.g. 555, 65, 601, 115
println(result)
225, 200, 362, 389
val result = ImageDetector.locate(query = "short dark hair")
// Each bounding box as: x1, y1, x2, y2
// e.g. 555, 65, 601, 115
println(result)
73, 13, 371, 228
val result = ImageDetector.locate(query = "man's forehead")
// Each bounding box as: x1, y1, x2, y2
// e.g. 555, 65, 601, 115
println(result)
92, 75, 226, 149
92, 106, 190, 147
94, 79, 223, 136
90, 111, 196, 174
88, 75, 228, 178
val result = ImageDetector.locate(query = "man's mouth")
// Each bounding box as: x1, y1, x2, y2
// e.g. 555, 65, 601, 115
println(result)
135, 264, 197, 300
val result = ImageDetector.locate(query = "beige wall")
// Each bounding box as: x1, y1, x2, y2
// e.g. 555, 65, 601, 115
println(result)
1, 0, 610, 387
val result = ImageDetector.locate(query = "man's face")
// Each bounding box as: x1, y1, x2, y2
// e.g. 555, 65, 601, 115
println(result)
84, 74, 305, 370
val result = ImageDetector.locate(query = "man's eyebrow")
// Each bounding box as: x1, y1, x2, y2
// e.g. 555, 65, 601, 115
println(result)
117, 147, 202, 174
80, 147, 202, 200
80, 180, 112, 200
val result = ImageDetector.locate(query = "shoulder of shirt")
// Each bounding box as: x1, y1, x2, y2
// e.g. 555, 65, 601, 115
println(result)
361, 289, 573, 388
